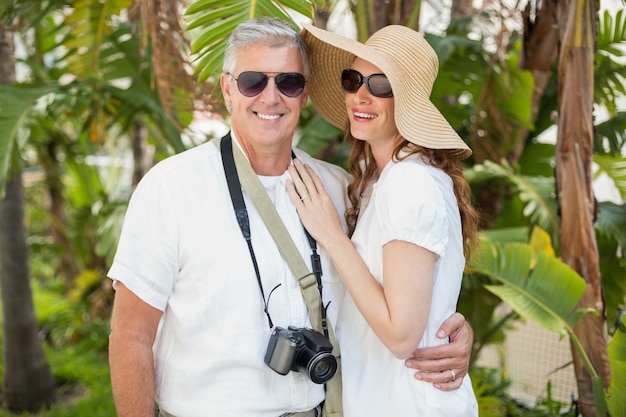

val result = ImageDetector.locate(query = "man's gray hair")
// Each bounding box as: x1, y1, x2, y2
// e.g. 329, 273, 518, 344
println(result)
223, 17, 310, 77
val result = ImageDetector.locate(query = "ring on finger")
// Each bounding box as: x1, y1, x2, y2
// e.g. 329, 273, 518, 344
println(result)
449, 369, 456, 382
300, 194, 310, 201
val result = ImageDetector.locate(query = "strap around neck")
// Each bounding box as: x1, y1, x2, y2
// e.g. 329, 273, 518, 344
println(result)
217, 134, 343, 416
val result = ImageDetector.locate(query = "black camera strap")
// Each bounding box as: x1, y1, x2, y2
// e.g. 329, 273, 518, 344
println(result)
218, 133, 343, 417
220, 133, 328, 336
220, 133, 276, 329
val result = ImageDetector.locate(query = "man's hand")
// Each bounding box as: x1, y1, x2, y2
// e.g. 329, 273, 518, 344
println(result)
404, 312, 473, 391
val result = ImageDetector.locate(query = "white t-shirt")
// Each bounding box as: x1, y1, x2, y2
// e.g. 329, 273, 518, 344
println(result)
108, 136, 350, 416
337, 155, 478, 417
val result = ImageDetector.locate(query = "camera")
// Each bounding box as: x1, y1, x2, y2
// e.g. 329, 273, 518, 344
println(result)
264, 325, 337, 384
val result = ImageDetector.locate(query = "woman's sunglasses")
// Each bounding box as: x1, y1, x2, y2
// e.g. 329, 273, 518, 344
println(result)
228, 71, 307, 98
341, 69, 393, 98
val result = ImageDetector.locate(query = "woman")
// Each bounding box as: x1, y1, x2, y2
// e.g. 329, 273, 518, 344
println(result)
286, 24, 480, 416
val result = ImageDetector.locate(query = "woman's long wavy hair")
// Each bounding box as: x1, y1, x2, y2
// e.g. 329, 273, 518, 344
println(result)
344, 132, 480, 263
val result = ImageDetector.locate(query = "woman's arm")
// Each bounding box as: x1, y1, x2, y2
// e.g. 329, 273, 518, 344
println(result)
287, 160, 435, 358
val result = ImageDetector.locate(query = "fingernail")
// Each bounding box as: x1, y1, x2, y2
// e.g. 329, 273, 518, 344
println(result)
414, 373, 422, 380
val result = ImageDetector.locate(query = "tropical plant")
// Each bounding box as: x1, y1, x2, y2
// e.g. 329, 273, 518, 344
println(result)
471, 237, 607, 413
606, 315, 626, 417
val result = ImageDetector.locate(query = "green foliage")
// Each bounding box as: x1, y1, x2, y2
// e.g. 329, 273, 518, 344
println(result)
427, 33, 485, 137
513, 382, 579, 417
518, 142, 555, 177
30, 271, 110, 352
41, 300, 111, 352
491, 43, 535, 130
471, 367, 509, 416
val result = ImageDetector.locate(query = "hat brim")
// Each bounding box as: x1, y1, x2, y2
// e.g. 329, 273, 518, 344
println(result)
303, 24, 472, 159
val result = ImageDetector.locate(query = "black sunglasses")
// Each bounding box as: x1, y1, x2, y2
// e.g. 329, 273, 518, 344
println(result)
341, 69, 393, 98
228, 71, 306, 98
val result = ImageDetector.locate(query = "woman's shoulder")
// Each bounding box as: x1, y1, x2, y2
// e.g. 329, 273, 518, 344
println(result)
382, 156, 434, 183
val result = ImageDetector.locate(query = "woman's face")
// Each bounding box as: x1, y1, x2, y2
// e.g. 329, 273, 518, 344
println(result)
344, 58, 401, 148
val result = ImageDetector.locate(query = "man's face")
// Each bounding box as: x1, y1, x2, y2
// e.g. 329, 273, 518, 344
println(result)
221, 44, 308, 151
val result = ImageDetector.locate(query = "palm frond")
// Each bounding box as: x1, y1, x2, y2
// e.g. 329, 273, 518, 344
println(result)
107, 85, 187, 153
594, 112, 626, 155
597, 9, 626, 58
0, 84, 60, 193
185, 0, 316, 83
1, 0, 68, 28
466, 159, 559, 239
595, 200, 626, 334
593, 153, 626, 200
595, 200, 626, 250
513, 174, 558, 233
594, 9, 626, 116
63, 0, 133, 77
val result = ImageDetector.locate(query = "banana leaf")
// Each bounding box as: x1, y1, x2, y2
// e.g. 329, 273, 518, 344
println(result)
607, 315, 626, 416
471, 240, 589, 336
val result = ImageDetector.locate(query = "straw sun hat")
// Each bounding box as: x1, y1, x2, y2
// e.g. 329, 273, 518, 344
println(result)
302, 24, 472, 159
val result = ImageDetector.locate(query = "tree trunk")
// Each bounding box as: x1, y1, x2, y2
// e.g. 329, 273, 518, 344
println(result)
132, 120, 147, 186
0, 23, 56, 413
515, 0, 560, 163
555, 1, 611, 415
350, 0, 422, 39
451, 0, 474, 21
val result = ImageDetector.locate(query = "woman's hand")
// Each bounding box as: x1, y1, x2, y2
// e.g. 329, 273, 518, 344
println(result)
286, 159, 346, 247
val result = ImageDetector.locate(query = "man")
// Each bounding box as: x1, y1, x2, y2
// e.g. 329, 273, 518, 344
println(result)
108, 17, 472, 417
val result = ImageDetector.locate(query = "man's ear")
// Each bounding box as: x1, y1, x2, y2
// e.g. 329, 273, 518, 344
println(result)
300, 84, 309, 108
221, 72, 233, 108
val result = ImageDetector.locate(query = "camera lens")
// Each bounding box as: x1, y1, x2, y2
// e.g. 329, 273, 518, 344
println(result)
305, 352, 337, 384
